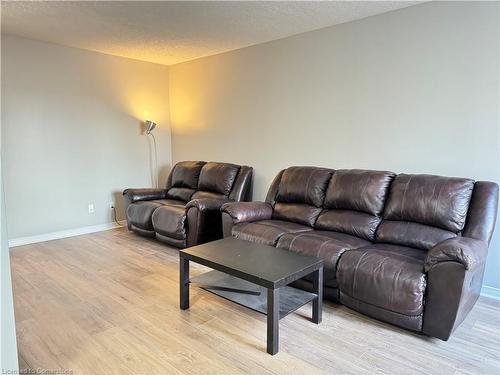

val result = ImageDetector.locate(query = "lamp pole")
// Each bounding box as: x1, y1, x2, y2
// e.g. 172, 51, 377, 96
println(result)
145, 120, 158, 188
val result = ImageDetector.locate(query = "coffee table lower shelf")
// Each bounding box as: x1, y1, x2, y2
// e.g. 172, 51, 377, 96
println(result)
191, 270, 317, 319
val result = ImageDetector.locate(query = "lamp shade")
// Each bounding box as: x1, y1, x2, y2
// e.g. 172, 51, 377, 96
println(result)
145, 120, 156, 134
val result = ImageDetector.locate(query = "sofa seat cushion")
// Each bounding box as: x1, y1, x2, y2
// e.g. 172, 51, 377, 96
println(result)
192, 191, 227, 200
166, 187, 196, 202
232, 220, 312, 246
277, 231, 370, 288
337, 244, 427, 316
152, 205, 188, 240
127, 199, 185, 231
152, 199, 186, 207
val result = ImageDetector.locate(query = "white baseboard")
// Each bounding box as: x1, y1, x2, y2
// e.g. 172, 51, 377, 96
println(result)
8, 221, 126, 248
481, 285, 500, 301
8, 225, 500, 301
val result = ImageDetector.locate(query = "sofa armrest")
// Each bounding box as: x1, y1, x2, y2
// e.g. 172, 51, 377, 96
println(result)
221, 201, 273, 224
221, 201, 273, 238
185, 198, 228, 247
123, 188, 167, 204
422, 237, 489, 340
122, 189, 167, 225
424, 237, 488, 272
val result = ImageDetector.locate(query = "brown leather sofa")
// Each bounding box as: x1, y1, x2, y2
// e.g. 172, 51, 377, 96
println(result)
221, 166, 498, 340
124, 161, 252, 248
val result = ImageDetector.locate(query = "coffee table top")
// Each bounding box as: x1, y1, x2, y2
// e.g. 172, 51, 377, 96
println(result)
180, 237, 323, 288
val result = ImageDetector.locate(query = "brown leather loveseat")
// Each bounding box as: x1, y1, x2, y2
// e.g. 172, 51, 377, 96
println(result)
221, 166, 498, 340
124, 161, 252, 248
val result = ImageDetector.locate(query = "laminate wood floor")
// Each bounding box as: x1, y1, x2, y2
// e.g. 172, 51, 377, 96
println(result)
10, 228, 500, 374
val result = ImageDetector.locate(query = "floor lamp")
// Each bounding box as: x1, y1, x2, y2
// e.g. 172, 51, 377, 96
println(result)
145, 120, 158, 188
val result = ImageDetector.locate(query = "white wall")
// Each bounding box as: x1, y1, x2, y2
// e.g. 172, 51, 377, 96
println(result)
1, 183, 18, 372
1, 81, 18, 372
2, 35, 171, 239
169, 2, 500, 289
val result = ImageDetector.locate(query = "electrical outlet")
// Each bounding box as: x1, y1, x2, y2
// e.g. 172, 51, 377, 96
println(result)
88, 203, 95, 214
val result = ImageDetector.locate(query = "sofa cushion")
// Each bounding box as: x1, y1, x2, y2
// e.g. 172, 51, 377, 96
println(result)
273, 203, 322, 227
170, 161, 206, 189
324, 169, 395, 215
232, 220, 312, 246
270, 167, 333, 227
275, 166, 333, 207
153, 199, 185, 207
337, 244, 427, 316
191, 190, 227, 200
315, 210, 381, 241
277, 231, 370, 288
383, 174, 474, 232
315, 169, 394, 241
375, 220, 456, 250
152, 205, 188, 240
198, 162, 240, 196
166, 187, 196, 202
127, 199, 185, 231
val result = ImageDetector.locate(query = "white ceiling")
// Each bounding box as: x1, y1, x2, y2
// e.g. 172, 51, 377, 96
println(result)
1, 1, 422, 66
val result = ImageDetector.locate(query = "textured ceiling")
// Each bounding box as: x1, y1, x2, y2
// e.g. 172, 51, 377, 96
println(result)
1, 1, 422, 66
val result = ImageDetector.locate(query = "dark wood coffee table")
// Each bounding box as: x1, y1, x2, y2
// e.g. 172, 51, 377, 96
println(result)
179, 237, 323, 355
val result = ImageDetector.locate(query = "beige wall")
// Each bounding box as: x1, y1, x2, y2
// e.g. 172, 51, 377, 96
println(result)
2, 35, 171, 238
169, 2, 500, 288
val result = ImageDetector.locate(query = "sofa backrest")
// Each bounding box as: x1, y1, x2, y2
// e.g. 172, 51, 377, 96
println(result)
375, 174, 475, 249
266, 167, 498, 248
192, 162, 241, 199
166, 161, 206, 202
315, 169, 395, 240
166, 161, 253, 202
270, 166, 333, 226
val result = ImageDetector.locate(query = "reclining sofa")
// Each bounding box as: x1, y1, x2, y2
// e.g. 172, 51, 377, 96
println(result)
221, 166, 498, 340
124, 161, 252, 248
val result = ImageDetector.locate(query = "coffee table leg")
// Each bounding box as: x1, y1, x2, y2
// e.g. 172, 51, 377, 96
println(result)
312, 267, 323, 324
180, 257, 190, 310
267, 288, 279, 355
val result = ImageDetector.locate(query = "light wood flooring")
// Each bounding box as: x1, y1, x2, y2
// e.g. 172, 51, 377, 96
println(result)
10, 227, 500, 374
